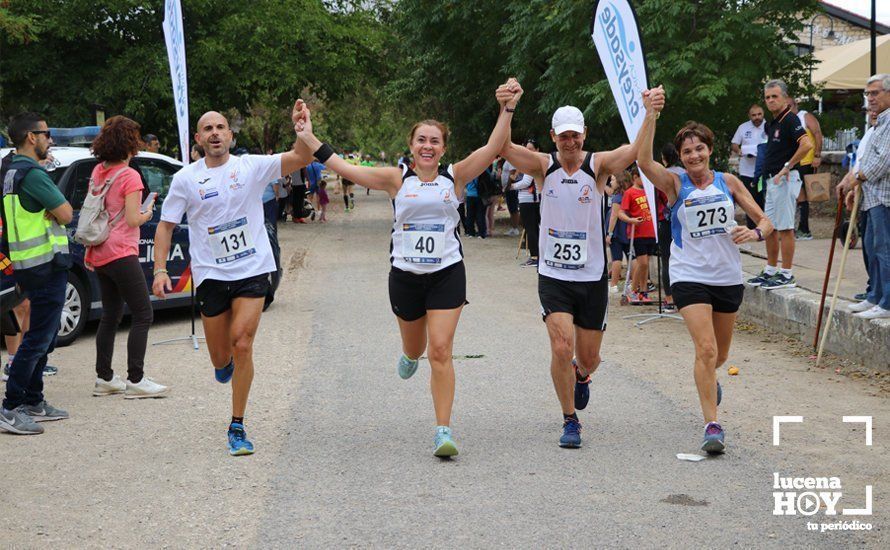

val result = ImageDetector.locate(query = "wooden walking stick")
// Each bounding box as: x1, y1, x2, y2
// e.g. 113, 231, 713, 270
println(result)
816, 187, 861, 368
813, 198, 846, 349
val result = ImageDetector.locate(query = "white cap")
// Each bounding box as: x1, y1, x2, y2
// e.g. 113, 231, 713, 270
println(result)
552, 106, 585, 135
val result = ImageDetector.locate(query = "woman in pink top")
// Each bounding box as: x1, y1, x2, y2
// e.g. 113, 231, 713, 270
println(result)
87, 116, 168, 399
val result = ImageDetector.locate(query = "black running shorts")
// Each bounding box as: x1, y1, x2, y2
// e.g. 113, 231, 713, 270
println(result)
538, 274, 609, 331
632, 237, 657, 257
671, 282, 744, 314
388, 261, 467, 321
196, 273, 271, 317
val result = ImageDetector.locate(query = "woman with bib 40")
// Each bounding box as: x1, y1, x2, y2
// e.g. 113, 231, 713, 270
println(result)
636, 86, 773, 454
292, 80, 523, 457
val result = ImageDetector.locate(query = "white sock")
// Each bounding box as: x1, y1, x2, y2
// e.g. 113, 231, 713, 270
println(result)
780, 268, 792, 277
764, 265, 778, 276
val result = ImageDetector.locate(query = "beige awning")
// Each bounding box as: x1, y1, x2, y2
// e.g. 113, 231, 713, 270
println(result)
812, 34, 890, 90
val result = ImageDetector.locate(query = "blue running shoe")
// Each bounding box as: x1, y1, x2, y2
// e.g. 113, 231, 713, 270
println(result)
227, 423, 255, 456
397, 355, 419, 380
433, 426, 458, 457
559, 417, 582, 448
717, 381, 723, 406
215, 357, 234, 384
572, 359, 591, 410
701, 422, 725, 454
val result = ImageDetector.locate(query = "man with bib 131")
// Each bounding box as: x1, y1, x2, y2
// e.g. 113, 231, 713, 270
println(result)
500, 106, 640, 449
152, 109, 312, 456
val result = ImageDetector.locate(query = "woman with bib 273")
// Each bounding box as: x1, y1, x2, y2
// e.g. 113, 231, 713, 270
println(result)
292, 80, 523, 457
636, 86, 773, 454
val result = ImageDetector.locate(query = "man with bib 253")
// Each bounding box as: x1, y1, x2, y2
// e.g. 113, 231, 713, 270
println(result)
500, 106, 640, 448
152, 108, 312, 456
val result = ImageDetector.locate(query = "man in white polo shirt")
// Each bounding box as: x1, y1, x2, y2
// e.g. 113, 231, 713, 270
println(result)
731, 104, 767, 229
151, 109, 311, 456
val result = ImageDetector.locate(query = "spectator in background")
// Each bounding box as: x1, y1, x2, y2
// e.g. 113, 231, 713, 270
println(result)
788, 97, 823, 240
658, 142, 685, 311
841, 109, 879, 301
746, 79, 813, 290
0, 112, 73, 434
502, 155, 522, 237
509, 140, 541, 267
317, 180, 330, 222
143, 134, 160, 153
606, 171, 632, 293
464, 176, 487, 238
305, 159, 324, 209
291, 169, 308, 223
731, 104, 767, 229
87, 116, 168, 399
190, 143, 204, 162
843, 74, 890, 320
619, 165, 656, 303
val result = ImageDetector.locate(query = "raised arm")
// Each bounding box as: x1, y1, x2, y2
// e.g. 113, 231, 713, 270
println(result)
594, 143, 639, 184
452, 80, 522, 188
500, 142, 549, 181
635, 86, 680, 203
293, 100, 402, 196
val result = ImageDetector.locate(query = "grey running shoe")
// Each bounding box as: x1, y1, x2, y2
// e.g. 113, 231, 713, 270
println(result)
16, 401, 69, 422
761, 273, 797, 290
746, 270, 772, 287
43, 365, 58, 376
0, 407, 44, 434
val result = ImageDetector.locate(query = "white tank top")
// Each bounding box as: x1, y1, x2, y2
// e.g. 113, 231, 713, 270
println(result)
538, 152, 607, 282
390, 164, 463, 274
669, 172, 743, 286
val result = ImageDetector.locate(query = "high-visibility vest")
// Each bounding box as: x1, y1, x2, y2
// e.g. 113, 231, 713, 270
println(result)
1, 159, 70, 284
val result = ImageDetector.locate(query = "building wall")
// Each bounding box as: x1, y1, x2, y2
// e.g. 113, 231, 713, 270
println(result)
794, 14, 885, 51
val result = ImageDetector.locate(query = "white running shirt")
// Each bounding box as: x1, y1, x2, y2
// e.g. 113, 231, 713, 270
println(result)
390, 164, 463, 274
538, 152, 607, 282
669, 172, 742, 286
510, 173, 539, 204
731, 120, 768, 178
161, 154, 282, 286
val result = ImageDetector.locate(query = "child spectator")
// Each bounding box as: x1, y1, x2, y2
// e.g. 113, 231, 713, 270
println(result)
619, 166, 656, 302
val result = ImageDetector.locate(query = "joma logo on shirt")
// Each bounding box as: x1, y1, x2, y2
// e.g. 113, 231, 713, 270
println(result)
420, 182, 439, 187
562, 178, 578, 185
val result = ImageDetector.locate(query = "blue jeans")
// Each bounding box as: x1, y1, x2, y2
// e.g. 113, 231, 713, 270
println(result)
3, 270, 67, 410
865, 205, 890, 310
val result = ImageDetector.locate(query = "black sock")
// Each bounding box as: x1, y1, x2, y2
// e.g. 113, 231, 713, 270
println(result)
344, 194, 349, 208
231, 416, 244, 426
564, 412, 578, 422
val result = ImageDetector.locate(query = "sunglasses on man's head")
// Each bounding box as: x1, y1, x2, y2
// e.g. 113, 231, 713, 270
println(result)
30, 130, 52, 139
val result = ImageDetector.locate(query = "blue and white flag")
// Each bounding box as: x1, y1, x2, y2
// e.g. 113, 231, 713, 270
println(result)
163, 0, 190, 164
592, 0, 658, 239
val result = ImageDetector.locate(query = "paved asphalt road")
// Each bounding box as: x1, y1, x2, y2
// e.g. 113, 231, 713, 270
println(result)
4, 190, 887, 548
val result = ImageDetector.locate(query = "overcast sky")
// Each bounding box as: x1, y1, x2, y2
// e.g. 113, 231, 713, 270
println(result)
827, 0, 890, 26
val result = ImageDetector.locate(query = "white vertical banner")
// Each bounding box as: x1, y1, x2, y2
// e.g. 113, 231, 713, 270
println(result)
591, 0, 658, 239
163, 0, 190, 165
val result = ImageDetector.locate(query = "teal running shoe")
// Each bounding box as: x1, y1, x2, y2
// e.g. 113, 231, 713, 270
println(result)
433, 426, 458, 457
397, 355, 419, 380
701, 422, 725, 454
215, 357, 234, 384
228, 423, 255, 456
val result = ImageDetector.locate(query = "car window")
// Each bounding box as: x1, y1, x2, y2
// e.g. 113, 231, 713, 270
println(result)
68, 160, 99, 210
135, 159, 177, 206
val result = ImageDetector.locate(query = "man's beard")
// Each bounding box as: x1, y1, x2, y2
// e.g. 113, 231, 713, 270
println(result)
36, 143, 49, 161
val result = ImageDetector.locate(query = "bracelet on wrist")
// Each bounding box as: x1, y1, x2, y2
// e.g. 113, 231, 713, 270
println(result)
153, 269, 168, 276
754, 228, 764, 241
314, 143, 335, 164
504, 107, 516, 113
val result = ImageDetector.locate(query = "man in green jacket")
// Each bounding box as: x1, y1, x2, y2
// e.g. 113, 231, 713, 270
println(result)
0, 112, 72, 435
